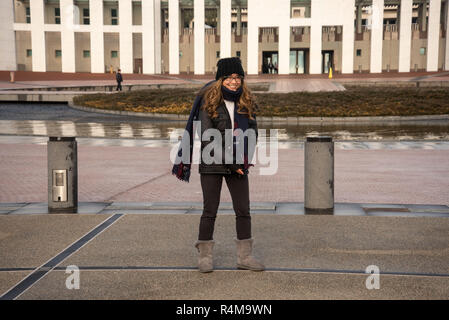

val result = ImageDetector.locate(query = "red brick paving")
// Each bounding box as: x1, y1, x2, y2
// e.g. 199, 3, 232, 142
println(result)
1, 143, 448, 206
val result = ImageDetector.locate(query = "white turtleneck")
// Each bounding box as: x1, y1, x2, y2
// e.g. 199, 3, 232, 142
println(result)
224, 100, 235, 131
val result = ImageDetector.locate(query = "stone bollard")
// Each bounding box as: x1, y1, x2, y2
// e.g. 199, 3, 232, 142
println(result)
304, 136, 334, 214
48, 137, 78, 213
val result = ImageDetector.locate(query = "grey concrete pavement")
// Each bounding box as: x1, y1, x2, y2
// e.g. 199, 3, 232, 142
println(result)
1, 214, 448, 299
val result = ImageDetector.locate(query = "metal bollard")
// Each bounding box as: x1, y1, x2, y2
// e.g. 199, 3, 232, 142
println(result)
304, 136, 334, 214
48, 137, 78, 213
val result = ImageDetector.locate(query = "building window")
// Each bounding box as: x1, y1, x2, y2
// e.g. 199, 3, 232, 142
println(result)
356, 49, 362, 57
55, 8, 61, 24
420, 47, 426, 55
83, 50, 90, 58
216, 51, 220, 58
26, 49, 32, 57
236, 51, 241, 58
83, 8, 90, 25
111, 51, 118, 58
26, 7, 31, 23
111, 9, 118, 25
55, 50, 62, 58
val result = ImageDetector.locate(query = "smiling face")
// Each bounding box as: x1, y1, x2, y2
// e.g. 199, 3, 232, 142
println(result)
222, 73, 243, 91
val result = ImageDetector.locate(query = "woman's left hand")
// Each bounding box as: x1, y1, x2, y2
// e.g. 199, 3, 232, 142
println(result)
236, 169, 244, 175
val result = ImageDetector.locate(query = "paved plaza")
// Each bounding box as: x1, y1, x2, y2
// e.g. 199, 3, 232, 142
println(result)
0, 72, 448, 300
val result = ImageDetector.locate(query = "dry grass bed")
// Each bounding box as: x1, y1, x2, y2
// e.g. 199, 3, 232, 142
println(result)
73, 86, 449, 117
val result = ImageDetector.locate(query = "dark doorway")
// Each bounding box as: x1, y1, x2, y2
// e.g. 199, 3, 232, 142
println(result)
322, 50, 334, 74
262, 51, 278, 74
134, 58, 143, 74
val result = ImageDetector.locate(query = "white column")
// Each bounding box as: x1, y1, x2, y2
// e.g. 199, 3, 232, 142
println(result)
370, 0, 384, 73
169, 0, 179, 74
142, 0, 155, 74
445, 0, 449, 70
220, 0, 232, 58
90, 0, 105, 73
247, 0, 258, 74
119, 0, 133, 73
61, 0, 76, 73
427, 0, 442, 71
154, 0, 162, 73
341, 0, 355, 74
398, 0, 412, 72
0, 0, 17, 70
194, 0, 205, 74
30, 0, 46, 72
310, 24, 322, 74
278, 23, 290, 74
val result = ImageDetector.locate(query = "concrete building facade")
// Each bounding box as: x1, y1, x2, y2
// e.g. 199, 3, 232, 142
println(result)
2, 0, 449, 75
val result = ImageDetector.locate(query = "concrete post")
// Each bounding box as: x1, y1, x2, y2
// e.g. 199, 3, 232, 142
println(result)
304, 136, 334, 214
48, 137, 78, 213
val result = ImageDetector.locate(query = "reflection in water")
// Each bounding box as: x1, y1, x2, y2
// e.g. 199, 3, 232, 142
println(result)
1, 135, 449, 150
0, 119, 448, 141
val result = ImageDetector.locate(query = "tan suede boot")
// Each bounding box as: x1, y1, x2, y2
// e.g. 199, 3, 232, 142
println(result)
235, 238, 265, 271
195, 240, 214, 273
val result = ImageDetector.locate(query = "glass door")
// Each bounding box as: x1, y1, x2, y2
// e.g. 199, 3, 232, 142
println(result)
322, 50, 334, 74
289, 50, 306, 74
289, 51, 297, 73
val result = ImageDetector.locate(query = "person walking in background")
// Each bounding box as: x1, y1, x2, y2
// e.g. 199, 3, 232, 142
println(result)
116, 69, 123, 91
172, 57, 264, 273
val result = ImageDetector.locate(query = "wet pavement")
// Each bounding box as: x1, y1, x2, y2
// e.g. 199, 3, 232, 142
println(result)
1, 102, 448, 144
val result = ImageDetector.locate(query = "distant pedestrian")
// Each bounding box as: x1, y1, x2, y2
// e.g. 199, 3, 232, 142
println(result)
172, 57, 264, 273
268, 59, 274, 74
116, 69, 123, 91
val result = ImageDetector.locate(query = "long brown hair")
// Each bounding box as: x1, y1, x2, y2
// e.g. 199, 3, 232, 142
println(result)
199, 79, 257, 120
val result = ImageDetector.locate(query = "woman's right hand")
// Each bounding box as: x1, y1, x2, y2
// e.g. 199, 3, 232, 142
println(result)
236, 169, 244, 175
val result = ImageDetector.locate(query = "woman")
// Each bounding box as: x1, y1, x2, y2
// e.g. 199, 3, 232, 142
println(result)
172, 57, 264, 273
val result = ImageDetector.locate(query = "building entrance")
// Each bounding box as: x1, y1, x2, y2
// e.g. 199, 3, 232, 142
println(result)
262, 51, 278, 74
289, 49, 308, 74
322, 50, 334, 74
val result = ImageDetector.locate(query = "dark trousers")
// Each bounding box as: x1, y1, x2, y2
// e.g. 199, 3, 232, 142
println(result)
116, 82, 122, 91
198, 173, 251, 241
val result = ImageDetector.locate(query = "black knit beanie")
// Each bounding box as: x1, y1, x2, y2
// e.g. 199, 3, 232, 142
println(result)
215, 57, 245, 80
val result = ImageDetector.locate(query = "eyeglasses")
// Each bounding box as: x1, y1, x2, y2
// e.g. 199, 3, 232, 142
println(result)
223, 75, 243, 82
